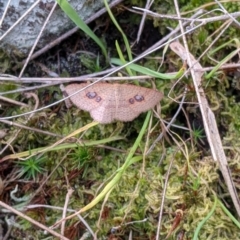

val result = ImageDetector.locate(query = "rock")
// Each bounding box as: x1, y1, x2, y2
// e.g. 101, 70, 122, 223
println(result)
0, 0, 113, 57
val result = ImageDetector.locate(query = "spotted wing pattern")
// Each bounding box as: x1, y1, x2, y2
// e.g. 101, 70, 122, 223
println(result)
64, 83, 163, 123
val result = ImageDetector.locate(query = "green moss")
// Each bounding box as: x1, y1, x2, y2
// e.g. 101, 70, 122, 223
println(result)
0, 82, 19, 99
1, 0, 240, 238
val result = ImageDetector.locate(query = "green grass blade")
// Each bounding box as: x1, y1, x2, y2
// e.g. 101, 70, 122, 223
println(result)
115, 40, 134, 77
78, 111, 151, 213
111, 58, 184, 79
2, 136, 124, 160
217, 199, 240, 229
103, 0, 132, 61
193, 196, 217, 240
205, 48, 240, 79
56, 0, 107, 59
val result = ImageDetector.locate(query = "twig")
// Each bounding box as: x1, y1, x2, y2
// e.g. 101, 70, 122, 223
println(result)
61, 187, 74, 235
0, 96, 28, 107
136, 0, 154, 43
156, 151, 175, 240
133, 7, 240, 25
0, 0, 11, 28
0, 201, 69, 240
19, 2, 58, 78
0, 75, 152, 88
0, 119, 63, 138
1, 62, 240, 85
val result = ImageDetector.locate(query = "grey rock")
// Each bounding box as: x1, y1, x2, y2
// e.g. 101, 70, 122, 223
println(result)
0, 0, 111, 56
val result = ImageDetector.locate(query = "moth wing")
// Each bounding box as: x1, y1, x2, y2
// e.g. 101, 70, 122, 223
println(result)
65, 83, 163, 123
65, 83, 104, 112
89, 83, 117, 123
115, 84, 163, 121
90, 105, 115, 123
65, 83, 118, 123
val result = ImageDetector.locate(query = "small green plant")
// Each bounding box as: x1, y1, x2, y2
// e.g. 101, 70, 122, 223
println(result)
190, 174, 201, 192
80, 53, 102, 72
16, 155, 46, 181
70, 145, 91, 170
192, 125, 205, 144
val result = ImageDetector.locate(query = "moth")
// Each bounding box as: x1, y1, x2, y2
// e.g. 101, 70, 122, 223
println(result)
65, 83, 163, 124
